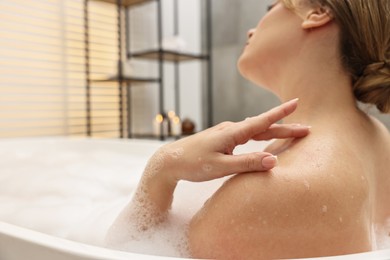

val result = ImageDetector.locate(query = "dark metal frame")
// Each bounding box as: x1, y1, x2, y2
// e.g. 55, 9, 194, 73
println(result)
84, 0, 92, 136
125, 10, 132, 138
116, 0, 125, 138
206, 0, 213, 128
156, 0, 165, 140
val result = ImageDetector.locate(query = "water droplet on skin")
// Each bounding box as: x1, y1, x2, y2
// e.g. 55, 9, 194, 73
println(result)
322, 205, 328, 213
339, 217, 343, 223
361, 175, 366, 181
169, 148, 184, 159
202, 164, 212, 172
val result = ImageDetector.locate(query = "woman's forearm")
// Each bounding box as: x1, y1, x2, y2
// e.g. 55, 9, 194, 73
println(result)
126, 147, 180, 231
134, 167, 178, 218
105, 148, 179, 245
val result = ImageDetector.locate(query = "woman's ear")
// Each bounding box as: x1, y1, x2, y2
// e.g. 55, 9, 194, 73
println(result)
302, 7, 333, 29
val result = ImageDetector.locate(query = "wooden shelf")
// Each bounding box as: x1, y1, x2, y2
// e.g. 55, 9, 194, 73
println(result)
92, 76, 159, 84
129, 50, 208, 62
91, 0, 154, 7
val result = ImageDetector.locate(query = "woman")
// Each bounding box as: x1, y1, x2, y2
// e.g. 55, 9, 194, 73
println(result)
107, 0, 390, 258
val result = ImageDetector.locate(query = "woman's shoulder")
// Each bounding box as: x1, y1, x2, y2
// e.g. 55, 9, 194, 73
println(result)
188, 135, 372, 259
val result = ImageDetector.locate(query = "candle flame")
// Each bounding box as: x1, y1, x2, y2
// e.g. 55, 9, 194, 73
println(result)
173, 116, 180, 124
168, 111, 176, 119
155, 114, 164, 123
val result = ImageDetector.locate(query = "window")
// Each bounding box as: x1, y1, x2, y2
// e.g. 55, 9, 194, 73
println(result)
0, 0, 124, 138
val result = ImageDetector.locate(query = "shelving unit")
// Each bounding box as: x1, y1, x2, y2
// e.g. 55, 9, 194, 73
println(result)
85, 0, 212, 139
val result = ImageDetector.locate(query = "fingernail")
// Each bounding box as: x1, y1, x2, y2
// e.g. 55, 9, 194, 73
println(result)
262, 155, 278, 168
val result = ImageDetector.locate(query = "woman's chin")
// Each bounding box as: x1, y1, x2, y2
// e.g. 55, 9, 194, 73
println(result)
237, 58, 255, 81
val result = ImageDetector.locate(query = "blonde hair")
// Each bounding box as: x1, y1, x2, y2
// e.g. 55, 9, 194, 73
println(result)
283, 0, 390, 113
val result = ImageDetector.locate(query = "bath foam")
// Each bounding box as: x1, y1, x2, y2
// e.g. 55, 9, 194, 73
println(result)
104, 176, 226, 258
375, 218, 390, 250
105, 203, 190, 258
0, 138, 156, 246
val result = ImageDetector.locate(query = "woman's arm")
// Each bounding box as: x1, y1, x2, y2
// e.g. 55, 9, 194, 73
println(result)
106, 99, 310, 243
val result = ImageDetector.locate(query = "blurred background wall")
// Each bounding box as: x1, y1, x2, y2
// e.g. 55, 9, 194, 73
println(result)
211, 0, 277, 124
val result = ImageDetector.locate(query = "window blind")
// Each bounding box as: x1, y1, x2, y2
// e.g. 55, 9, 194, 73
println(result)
0, 0, 126, 138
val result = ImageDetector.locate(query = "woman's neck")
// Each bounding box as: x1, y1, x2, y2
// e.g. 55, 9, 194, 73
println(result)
266, 22, 363, 126
275, 64, 359, 126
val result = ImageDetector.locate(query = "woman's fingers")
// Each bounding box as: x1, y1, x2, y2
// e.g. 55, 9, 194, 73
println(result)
216, 152, 278, 177
232, 99, 299, 144
260, 98, 299, 126
252, 124, 310, 140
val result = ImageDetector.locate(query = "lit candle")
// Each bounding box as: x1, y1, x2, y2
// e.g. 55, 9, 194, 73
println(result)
153, 114, 163, 137
167, 111, 175, 136
162, 117, 168, 137
171, 116, 182, 137
153, 114, 168, 137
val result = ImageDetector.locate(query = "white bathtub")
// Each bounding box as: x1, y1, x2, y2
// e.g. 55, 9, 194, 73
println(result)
0, 137, 389, 260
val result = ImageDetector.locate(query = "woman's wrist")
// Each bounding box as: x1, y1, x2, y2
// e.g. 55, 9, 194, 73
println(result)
139, 170, 177, 213
138, 147, 180, 213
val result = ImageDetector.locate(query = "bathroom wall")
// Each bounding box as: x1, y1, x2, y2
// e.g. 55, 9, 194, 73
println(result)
211, 0, 277, 124
210, 0, 390, 129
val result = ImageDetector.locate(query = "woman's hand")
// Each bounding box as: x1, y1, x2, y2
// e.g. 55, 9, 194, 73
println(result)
151, 99, 310, 184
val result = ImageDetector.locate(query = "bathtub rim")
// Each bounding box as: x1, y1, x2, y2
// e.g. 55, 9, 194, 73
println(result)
0, 221, 186, 260
1, 221, 390, 260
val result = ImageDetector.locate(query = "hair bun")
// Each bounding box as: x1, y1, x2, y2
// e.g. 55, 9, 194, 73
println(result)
353, 60, 390, 113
